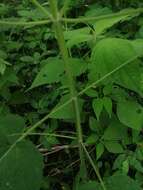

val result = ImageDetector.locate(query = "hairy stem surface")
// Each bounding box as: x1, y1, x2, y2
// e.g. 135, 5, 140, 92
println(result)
49, 0, 86, 180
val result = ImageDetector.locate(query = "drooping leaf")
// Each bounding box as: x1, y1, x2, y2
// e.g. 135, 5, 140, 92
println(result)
0, 140, 43, 190
103, 97, 112, 118
96, 143, 104, 160
122, 159, 129, 174
89, 117, 101, 133
0, 58, 6, 75
89, 38, 142, 94
92, 98, 103, 120
117, 100, 143, 130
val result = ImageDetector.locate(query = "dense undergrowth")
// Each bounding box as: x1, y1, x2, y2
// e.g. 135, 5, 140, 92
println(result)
0, 0, 143, 190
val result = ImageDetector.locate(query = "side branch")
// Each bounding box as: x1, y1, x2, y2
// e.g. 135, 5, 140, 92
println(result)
0, 19, 51, 26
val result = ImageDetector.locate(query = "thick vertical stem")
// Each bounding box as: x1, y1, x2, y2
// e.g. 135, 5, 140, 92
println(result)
49, 0, 86, 180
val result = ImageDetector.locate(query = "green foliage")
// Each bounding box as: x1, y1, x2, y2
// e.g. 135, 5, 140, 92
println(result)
0, 141, 43, 190
89, 38, 142, 94
117, 100, 143, 130
0, 0, 143, 189
78, 174, 141, 190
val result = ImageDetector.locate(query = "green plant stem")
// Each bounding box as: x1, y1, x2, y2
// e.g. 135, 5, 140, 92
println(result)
49, 0, 86, 180
10, 132, 76, 140
0, 20, 51, 26
1, 7, 143, 27
62, 7, 143, 23
82, 143, 106, 190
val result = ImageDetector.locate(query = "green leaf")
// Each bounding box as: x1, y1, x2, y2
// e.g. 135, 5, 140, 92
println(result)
49, 95, 75, 120
69, 58, 87, 77
105, 141, 124, 153
92, 98, 103, 120
49, 95, 83, 120
89, 38, 141, 94
85, 4, 112, 17
103, 97, 112, 118
78, 174, 141, 190
30, 58, 64, 89
122, 160, 129, 174
0, 59, 6, 75
86, 134, 98, 145
131, 39, 143, 56
78, 181, 101, 190
64, 9, 139, 48
96, 143, 104, 160
103, 118, 128, 142
0, 140, 43, 190
0, 114, 25, 144
89, 117, 100, 133
93, 11, 129, 36
117, 100, 143, 130
105, 174, 141, 190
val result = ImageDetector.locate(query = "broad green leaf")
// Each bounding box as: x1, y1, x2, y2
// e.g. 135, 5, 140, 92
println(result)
69, 58, 87, 77
89, 38, 142, 94
0, 114, 25, 144
103, 118, 128, 142
92, 98, 103, 121
30, 58, 64, 89
117, 100, 143, 130
0, 140, 43, 190
105, 141, 124, 153
131, 39, 143, 56
30, 58, 87, 89
49, 95, 83, 120
96, 143, 104, 160
49, 95, 75, 119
